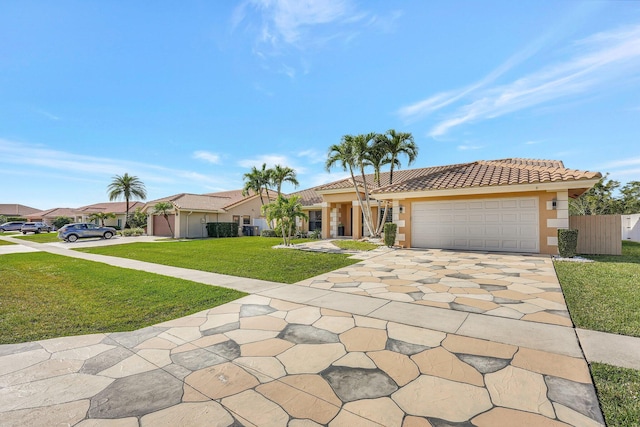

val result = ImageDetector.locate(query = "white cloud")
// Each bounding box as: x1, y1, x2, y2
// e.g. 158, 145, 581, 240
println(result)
193, 150, 221, 164
524, 140, 542, 145
34, 108, 61, 121
237, 153, 307, 174
457, 145, 482, 151
296, 148, 325, 164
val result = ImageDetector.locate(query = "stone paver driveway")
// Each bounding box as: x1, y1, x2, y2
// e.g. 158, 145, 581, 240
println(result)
0, 247, 606, 427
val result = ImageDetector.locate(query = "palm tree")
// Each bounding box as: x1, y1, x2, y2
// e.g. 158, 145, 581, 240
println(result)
153, 201, 174, 238
242, 166, 266, 205
271, 164, 299, 196
261, 195, 308, 246
107, 173, 147, 228
365, 138, 399, 234
378, 129, 418, 185
88, 212, 116, 227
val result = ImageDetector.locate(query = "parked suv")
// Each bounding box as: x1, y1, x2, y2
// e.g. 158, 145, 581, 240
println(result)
0, 221, 25, 232
20, 222, 52, 234
58, 223, 116, 242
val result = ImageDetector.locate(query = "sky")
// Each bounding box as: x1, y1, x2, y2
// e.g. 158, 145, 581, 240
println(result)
1, 0, 640, 210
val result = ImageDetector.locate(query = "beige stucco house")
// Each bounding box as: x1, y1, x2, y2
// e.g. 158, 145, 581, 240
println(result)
27, 202, 144, 228
293, 158, 601, 255
144, 190, 273, 238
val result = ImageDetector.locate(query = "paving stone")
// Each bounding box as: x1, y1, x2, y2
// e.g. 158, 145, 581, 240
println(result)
320, 308, 352, 317
456, 354, 510, 374
80, 346, 134, 375
201, 321, 240, 336
0, 349, 51, 377
225, 329, 279, 344
392, 375, 492, 422
353, 315, 387, 329
278, 324, 340, 344
240, 304, 279, 318
0, 399, 89, 427
545, 375, 604, 424
170, 348, 227, 371
441, 335, 516, 359
221, 389, 289, 427
183, 383, 211, 402
88, 369, 181, 418
39, 334, 107, 353
240, 338, 294, 357
109, 327, 166, 349
485, 366, 555, 418
98, 354, 159, 378
342, 397, 404, 427
140, 401, 235, 427
329, 408, 384, 426
368, 350, 420, 386
471, 407, 570, 427
191, 334, 229, 348
553, 402, 605, 427
333, 352, 377, 369
185, 362, 259, 399
285, 306, 322, 324
76, 417, 140, 427
239, 315, 288, 331
321, 366, 398, 402
340, 327, 387, 352
402, 416, 434, 427
234, 356, 287, 382
205, 339, 241, 360
156, 315, 207, 328
135, 337, 177, 350
512, 347, 592, 383
51, 343, 116, 361
200, 313, 240, 331
257, 379, 340, 424
164, 363, 192, 380
387, 323, 446, 347
171, 343, 199, 354
385, 338, 430, 355
522, 311, 573, 327
278, 343, 346, 374
137, 349, 172, 368
313, 315, 356, 334
0, 358, 83, 387
289, 420, 324, 427
0, 341, 42, 357
411, 347, 484, 387
449, 302, 485, 314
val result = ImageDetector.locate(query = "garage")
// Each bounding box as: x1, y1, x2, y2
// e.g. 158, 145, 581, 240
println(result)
411, 197, 539, 253
152, 214, 174, 237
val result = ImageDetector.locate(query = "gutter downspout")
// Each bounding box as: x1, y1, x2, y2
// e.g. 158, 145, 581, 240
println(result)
186, 211, 193, 239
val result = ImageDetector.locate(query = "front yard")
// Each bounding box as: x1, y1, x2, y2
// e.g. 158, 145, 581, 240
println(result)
555, 240, 640, 426
80, 237, 360, 283
0, 252, 246, 344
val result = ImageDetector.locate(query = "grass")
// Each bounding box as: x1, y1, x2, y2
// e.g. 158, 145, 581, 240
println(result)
554, 240, 640, 337
80, 237, 359, 283
13, 232, 60, 243
0, 239, 15, 245
591, 363, 640, 426
332, 240, 380, 251
0, 252, 246, 344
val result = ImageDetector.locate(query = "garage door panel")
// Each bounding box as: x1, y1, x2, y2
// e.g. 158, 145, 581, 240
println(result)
412, 197, 539, 253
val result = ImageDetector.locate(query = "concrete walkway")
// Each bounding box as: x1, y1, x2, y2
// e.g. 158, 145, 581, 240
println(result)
0, 236, 636, 426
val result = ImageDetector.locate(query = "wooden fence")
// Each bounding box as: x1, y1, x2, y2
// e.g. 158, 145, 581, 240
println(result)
569, 215, 621, 255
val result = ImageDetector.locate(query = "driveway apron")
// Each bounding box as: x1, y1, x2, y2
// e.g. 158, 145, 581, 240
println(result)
0, 241, 606, 427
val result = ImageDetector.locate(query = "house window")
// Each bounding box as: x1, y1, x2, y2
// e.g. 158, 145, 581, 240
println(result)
232, 215, 240, 225
309, 210, 322, 231
243, 216, 251, 225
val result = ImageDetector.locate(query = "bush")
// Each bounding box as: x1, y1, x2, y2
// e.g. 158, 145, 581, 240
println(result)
206, 222, 239, 238
121, 228, 134, 237
558, 229, 579, 257
309, 229, 321, 239
53, 216, 73, 230
384, 223, 397, 247
131, 227, 144, 236
261, 229, 277, 237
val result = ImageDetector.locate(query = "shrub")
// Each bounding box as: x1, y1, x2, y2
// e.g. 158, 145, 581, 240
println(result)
206, 222, 239, 238
384, 223, 397, 247
53, 216, 73, 230
261, 229, 277, 237
558, 229, 579, 258
0, 215, 7, 224
128, 208, 148, 229
309, 229, 321, 239
131, 227, 144, 236
121, 228, 134, 237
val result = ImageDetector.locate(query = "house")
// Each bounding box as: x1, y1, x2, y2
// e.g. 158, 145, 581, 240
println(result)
293, 158, 601, 255
0, 204, 41, 218
26, 207, 77, 224
73, 201, 145, 228
144, 190, 273, 238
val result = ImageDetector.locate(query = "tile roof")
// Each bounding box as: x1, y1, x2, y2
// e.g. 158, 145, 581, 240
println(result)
0, 204, 41, 216
288, 187, 324, 206
372, 158, 601, 194
145, 193, 229, 212
75, 201, 145, 214
26, 207, 77, 219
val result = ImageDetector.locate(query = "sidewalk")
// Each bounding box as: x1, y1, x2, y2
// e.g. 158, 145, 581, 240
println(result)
0, 236, 635, 425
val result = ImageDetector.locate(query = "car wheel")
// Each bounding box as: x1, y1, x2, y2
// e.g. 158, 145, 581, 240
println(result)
22, 231, 26, 234
36, 229, 41, 234
67, 234, 78, 242
104, 231, 113, 240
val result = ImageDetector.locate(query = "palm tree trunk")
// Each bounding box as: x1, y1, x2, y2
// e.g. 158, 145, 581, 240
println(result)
359, 169, 376, 237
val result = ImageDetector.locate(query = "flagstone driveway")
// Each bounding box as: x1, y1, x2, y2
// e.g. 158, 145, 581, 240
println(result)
0, 246, 606, 427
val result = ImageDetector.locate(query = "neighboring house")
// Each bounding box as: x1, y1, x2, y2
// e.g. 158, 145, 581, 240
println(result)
144, 190, 272, 238
73, 201, 145, 228
294, 158, 601, 255
0, 204, 41, 218
26, 207, 77, 224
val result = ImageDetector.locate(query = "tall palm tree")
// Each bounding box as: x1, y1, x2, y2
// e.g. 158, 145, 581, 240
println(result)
242, 166, 266, 205
107, 173, 147, 228
365, 138, 399, 234
88, 212, 116, 227
153, 201, 174, 238
379, 129, 418, 185
271, 164, 299, 196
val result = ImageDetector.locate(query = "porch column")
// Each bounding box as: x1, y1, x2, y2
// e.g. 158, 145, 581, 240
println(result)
173, 211, 181, 238
321, 203, 331, 239
352, 200, 362, 240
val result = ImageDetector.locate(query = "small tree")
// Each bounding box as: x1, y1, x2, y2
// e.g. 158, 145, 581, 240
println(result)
153, 201, 175, 238
88, 212, 116, 226
0, 215, 7, 224
128, 208, 148, 229
261, 195, 308, 246
107, 173, 147, 228
53, 216, 73, 229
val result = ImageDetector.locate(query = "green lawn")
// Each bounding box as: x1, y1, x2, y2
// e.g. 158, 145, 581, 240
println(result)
13, 232, 60, 243
591, 363, 640, 427
0, 252, 246, 344
0, 239, 15, 245
555, 240, 640, 426
554, 240, 640, 337
80, 237, 360, 283
332, 240, 380, 251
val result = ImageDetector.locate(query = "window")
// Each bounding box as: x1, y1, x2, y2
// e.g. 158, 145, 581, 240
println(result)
381, 207, 393, 223
243, 216, 251, 225
232, 215, 240, 225
309, 210, 322, 231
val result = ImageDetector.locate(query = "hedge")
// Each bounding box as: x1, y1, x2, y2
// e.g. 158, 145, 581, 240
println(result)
384, 223, 397, 247
206, 222, 239, 238
558, 229, 579, 258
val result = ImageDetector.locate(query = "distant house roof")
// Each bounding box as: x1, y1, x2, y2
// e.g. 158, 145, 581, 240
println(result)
288, 187, 324, 207
75, 201, 145, 214
26, 207, 77, 220
145, 193, 230, 212
0, 204, 41, 216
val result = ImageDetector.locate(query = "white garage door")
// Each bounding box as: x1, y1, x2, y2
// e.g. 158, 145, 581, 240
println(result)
411, 197, 539, 253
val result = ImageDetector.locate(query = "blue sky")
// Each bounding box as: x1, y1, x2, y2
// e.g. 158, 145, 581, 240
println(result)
2, 1, 639, 210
